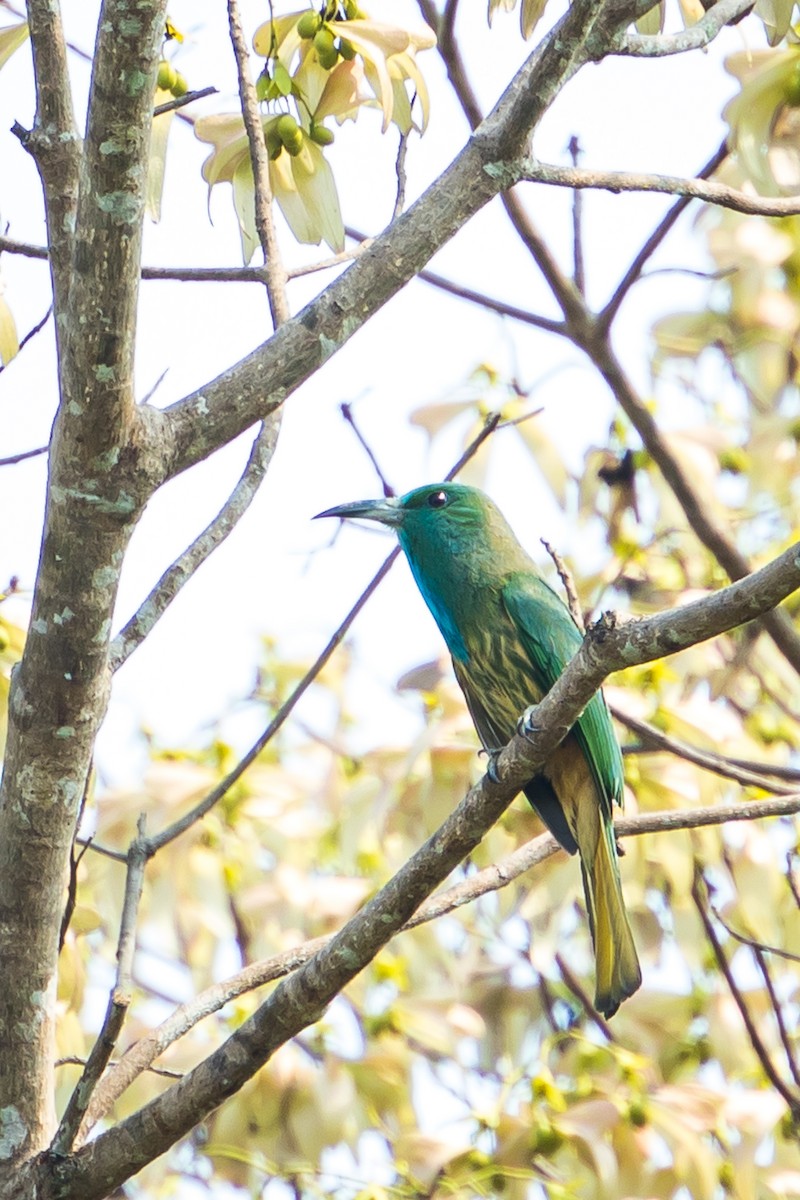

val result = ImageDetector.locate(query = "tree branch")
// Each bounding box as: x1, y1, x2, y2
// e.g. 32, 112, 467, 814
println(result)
151, 0, 639, 484
52, 818, 149, 1155
613, 705, 799, 794
693, 866, 799, 1117
517, 158, 800, 218
49, 534, 800, 1195
599, 139, 729, 330
22, 0, 79, 310
613, 0, 755, 56
109, 416, 281, 670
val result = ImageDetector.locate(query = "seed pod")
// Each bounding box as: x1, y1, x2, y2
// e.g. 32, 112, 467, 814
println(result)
171, 71, 188, 98
265, 124, 283, 160
156, 60, 177, 91
313, 26, 339, 69
309, 123, 334, 146
338, 38, 355, 60
276, 113, 304, 157
297, 9, 322, 39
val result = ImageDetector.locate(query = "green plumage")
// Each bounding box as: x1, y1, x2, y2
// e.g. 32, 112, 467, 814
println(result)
316, 482, 641, 1017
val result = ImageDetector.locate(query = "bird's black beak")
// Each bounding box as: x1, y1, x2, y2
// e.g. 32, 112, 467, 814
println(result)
314, 497, 404, 527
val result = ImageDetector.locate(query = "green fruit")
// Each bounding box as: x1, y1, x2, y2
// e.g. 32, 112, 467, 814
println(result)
338, 38, 355, 60
156, 60, 177, 91
170, 71, 188, 98
786, 62, 800, 107
309, 123, 334, 146
265, 125, 283, 160
626, 1097, 648, 1128
297, 9, 322, 38
314, 26, 339, 69
276, 114, 304, 156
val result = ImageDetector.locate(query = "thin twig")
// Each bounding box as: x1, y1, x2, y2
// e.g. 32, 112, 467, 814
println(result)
55, 1056, 183, 1080
52, 816, 150, 1154
787, 853, 800, 911
692, 866, 800, 1118
143, 548, 401, 856
600, 139, 729, 331
0, 305, 52, 375
153, 85, 218, 117
567, 136, 585, 296
752, 944, 800, 1089
0, 444, 48, 467
611, 706, 798, 795
555, 951, 615, 1040
345, 225, 565, 335
541, 539, 583, 629
227, 0, 289, 327
517, 158, 800, 219
708, 902, 800, 966
286, 242, 370, 279
393, 131, 410, 220
340, 402, 394, 496
109, 418, 280, 670
81, 792, 800, 1133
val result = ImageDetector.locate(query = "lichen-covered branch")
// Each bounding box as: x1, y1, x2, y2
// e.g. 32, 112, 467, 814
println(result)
22, 0, 79, 310
0, 0, 168, 1168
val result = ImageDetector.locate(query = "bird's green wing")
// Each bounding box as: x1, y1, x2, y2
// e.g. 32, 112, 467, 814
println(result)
502, 573, 624, 818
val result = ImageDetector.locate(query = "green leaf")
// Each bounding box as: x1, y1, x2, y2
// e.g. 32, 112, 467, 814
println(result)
635, 2, 664, 34
0, 21, 28, 72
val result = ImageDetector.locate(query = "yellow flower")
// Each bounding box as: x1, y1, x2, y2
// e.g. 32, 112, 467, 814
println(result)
725, 49, 800, 197
194, 114, 344, 258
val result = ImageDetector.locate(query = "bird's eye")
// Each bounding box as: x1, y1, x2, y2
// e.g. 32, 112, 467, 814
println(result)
427, 490, 448, 509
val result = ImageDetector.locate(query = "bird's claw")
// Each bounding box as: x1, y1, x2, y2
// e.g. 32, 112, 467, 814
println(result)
485, 749, 503, 784
517, 704, 540, 743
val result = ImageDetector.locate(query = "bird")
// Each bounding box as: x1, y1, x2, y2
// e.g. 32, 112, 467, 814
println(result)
315, 482, 641, 1017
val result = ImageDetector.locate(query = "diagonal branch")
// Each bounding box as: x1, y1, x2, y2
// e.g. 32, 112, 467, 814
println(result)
109, 404, 281, 671
613, 705, 799, 793
152, 0, 642, 485
50, 534, 800, 1196
599, 139, 729, 330
693, 866, 800, 1117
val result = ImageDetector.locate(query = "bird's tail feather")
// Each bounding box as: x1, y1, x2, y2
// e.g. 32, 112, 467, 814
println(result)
580, 821, 641, 1018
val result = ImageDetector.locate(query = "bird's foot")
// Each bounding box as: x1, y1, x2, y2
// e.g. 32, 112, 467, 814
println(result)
517, 704, 540, 743
479, 747, 504, 784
